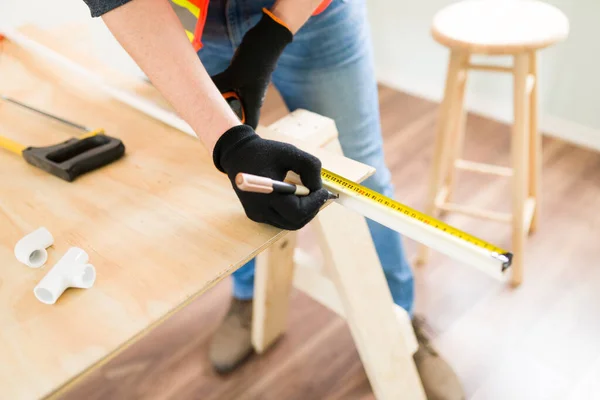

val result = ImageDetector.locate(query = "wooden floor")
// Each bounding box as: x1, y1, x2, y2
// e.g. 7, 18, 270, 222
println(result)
62, 86, 600, 400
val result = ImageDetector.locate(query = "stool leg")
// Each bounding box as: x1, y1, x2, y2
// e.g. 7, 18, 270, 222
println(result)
528, 51, 540, 234
417, 50, 468, 266
511, 54, 531, 287
444, 55, 470, 203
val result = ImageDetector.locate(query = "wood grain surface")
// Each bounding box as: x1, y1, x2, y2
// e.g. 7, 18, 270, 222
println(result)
3, 22, 600, 400
0, 26, 372, 400
56, 83, 600, 400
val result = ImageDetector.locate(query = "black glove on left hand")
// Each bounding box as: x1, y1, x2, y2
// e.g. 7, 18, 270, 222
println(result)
211, 9, 293, 129
214, 125, 329, 231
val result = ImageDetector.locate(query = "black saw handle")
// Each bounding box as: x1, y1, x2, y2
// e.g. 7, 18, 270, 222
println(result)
22, 134, 125, 182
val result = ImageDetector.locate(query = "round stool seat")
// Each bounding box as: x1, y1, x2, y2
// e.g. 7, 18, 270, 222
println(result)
432, 0, 569, 55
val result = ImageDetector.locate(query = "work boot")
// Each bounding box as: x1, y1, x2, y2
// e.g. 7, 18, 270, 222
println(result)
209, 298, 254, 374
412, 316, 465, 400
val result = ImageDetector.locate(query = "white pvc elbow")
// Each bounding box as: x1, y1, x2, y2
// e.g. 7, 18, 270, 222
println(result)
14, 227, 54, 268
33, 247, 96, 305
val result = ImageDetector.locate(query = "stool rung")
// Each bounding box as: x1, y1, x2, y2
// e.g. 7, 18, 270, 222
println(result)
455, 159, 513, 177
467, 63, 513, 73
438, 202, 512, 223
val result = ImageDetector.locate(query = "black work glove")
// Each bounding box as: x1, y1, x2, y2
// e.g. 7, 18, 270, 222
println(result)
211, 9, 293, 129
214, 125, 329, 230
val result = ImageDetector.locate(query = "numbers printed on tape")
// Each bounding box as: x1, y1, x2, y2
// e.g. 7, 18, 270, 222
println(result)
321, 168, 512, 270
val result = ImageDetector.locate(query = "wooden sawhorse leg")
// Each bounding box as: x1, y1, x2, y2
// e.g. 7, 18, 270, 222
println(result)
252, 203, 425, 399
252, 233, 298, 353
312, 203, 425, 399
253, 109, 425, 398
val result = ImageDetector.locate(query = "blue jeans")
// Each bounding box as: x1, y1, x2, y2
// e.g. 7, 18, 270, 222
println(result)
198, 0, 414, 314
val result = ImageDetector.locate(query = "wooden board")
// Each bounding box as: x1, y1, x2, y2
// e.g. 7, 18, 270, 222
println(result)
314, 203, 425, 399
0, 25, 373, 400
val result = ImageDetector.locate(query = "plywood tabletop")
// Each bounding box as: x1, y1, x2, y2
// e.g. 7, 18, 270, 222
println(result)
0, 25, 374, 399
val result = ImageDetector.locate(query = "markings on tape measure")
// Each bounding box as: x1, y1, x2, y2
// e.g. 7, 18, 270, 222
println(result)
321, 168, 512, 271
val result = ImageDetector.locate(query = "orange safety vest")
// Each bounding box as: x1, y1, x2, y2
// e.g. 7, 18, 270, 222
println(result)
169, 0, 333, 51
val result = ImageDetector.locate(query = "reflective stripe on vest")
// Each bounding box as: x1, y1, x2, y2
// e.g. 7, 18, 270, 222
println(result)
313, 0, 333, 15
169, 0, 208, 51
169, 0, 332, 52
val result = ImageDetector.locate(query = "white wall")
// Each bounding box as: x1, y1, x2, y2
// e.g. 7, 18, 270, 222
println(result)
0, 0, 88, 28
2, 0, 599, 151
367, 0, 600, 152
0, 0, 144, 77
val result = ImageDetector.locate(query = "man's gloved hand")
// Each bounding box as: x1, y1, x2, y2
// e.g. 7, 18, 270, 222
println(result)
211, 9, 293, 129
214, 125, 329, 230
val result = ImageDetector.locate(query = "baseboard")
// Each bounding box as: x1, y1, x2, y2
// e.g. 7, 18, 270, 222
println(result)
376, 67, 600, 153
540, 116, 600, 153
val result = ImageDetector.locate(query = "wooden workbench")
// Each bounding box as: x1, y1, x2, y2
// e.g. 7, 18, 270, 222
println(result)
0, 26, 373, 399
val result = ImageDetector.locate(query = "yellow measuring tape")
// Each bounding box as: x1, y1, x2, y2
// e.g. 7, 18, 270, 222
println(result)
321, 168, 512, 272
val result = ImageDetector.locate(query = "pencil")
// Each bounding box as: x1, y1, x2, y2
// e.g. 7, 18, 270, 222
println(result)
235, 173, 338, 200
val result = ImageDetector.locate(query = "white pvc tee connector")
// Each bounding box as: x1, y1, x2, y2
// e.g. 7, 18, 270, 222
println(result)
34, 247, 96, 305
14, 227, 54, 268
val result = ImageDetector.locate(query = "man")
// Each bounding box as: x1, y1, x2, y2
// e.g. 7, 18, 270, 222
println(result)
82, 1, 464, 398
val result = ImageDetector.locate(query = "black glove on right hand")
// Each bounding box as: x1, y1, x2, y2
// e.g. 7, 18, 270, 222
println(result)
214, 125, 329, 230
211, 9, 293, 129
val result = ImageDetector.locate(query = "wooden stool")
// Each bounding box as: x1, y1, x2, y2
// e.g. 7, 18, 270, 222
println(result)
417, 0, 569, 286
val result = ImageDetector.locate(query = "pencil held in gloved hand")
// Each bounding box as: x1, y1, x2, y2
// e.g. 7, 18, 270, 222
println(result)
213, 125, 329, 231
236, 172, 338, 199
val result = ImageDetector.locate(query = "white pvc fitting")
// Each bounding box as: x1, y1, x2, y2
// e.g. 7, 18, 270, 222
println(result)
33, 247, 96, 305
14, 227, 54, 268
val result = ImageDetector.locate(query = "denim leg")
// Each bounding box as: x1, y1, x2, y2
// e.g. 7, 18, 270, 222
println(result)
198, 0, 414, 310
271, 0, 414, 314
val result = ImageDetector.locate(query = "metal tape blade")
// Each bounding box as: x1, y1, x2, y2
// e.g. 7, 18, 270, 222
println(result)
321, 168, 511, 280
